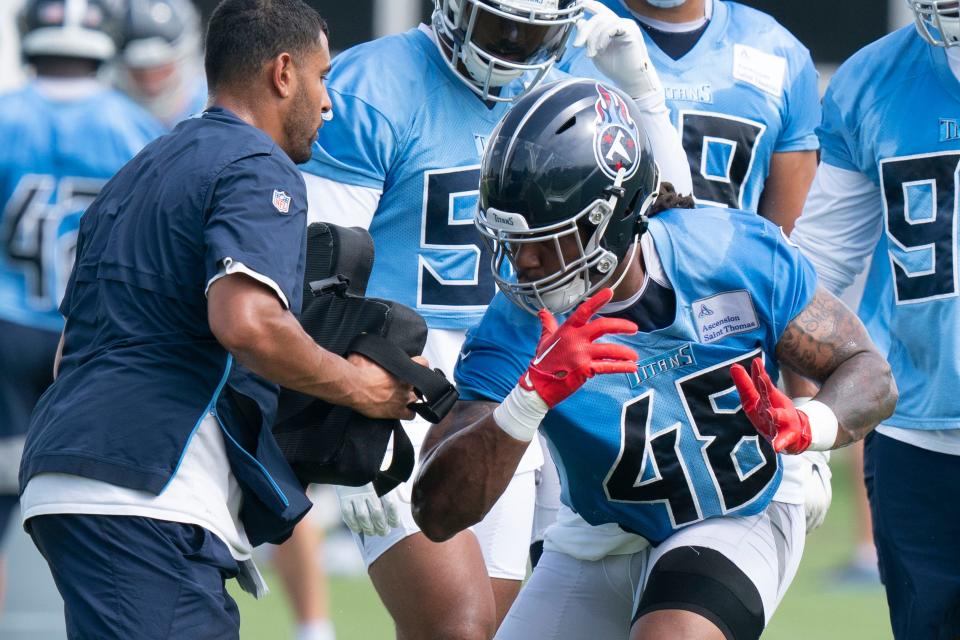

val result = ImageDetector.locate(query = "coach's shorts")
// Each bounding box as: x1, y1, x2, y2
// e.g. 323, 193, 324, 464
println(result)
28, 514, 241, 640
495, 501, 805, 640
352, 417, 537, 581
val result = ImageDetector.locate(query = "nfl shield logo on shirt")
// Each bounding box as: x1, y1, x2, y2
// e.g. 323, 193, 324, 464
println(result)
272, 189, 292, 214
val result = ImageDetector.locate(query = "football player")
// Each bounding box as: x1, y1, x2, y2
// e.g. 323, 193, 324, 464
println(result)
791, 2, 960, 636
299, 0, 692, 636
412, 78, 897, 640
113, 0, 207, 128
528, 0, 827, 570
0, 0, 163, 614
561, 0, 820, 229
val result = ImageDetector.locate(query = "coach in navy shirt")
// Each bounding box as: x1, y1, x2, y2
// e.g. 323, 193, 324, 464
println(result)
17, 1, 418, 637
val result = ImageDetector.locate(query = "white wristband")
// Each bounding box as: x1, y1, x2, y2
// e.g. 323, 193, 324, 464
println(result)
493, 384, 549, 442
796, 399, 839, 451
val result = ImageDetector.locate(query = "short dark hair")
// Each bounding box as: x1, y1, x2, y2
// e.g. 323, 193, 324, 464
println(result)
205, 0, 328, 90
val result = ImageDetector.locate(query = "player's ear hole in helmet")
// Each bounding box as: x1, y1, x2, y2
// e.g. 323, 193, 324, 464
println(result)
476, 78, 667, 315
431, 0, 584, 103
909, 0, 960, 47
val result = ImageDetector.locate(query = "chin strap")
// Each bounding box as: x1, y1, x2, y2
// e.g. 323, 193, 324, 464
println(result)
607, 234, 640, 299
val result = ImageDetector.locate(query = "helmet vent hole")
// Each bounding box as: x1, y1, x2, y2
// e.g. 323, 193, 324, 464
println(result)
555, 116, 577, 135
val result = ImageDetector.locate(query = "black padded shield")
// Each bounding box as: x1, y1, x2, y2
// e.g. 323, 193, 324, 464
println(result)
274, 223, 455, 496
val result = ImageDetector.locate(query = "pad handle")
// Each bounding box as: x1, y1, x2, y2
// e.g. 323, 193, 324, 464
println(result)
347, 333, 459, 424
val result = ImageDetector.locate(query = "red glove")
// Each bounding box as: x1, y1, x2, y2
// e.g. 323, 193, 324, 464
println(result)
730, 358, 812, 454
519, 288, 639, 408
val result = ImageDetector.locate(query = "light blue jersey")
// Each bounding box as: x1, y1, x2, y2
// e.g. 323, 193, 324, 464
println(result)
301, 27, 566, 330
456, 207, 817, 544
560, 0, 820, 213
0, 82, 164, 332
819, 26, 960, 431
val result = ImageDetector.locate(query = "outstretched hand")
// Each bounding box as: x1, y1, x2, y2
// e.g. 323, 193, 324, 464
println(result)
519, 288, 639, 408
730, 358, 813, 454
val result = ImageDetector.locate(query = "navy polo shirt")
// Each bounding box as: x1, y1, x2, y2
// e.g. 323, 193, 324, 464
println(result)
19, 107, 312, 545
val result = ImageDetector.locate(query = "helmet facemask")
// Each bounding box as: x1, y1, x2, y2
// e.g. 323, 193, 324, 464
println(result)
432, 0, 582, 102
909, 0, 960, 47
476, 167, 661, 315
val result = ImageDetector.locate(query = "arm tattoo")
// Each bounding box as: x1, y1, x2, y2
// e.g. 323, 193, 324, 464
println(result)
775, 288, 864, 383
775, 287, 897, 446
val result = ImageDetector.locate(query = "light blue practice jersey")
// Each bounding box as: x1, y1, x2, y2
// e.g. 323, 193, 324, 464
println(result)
0, 82, 164, 332
560, 0, 820, 213
819, 26, 960, 430
456, 207, 817, 544
301, 27, 566, 330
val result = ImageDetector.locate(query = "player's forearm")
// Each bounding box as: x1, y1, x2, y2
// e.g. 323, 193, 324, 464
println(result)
813, 351, 898, 447
633, 103, 693, 195
224, 308, 359, 407
412, 403, 529, 542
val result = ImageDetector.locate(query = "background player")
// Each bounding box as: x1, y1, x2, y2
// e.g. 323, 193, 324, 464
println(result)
113, 0, 208, 128
791, 2, 960, 635
0, 0, 163, 615
561, 0, 820, 229
300, 0, 692, 637
413, 78, 898, 640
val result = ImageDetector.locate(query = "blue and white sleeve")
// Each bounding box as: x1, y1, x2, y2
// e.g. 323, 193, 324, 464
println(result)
299, 88, 400, 191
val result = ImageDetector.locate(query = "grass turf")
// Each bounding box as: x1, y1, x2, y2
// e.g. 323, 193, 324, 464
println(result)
233, 449, 892, 639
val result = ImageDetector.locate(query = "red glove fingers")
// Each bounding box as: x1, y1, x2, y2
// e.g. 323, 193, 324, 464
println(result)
521, 289, 638, 408
731, 358, 813, 454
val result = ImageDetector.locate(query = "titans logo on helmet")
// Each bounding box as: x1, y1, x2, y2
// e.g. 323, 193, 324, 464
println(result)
593, 83, 641, 180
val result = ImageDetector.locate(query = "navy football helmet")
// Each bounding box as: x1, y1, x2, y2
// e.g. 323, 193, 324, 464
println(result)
476, 79, 660, 314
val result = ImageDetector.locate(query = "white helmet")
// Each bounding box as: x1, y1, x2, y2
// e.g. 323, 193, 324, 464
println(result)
908, 0, 960, 47
432, 0, 583, 103
19, 0, 123, 62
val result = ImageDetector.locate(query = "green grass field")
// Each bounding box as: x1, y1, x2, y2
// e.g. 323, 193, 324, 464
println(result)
232, 449, 892, 639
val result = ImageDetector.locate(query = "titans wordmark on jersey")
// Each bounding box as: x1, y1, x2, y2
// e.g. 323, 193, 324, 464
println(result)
819, 25, 960, 430
456, 207, 817, 543
0, 83, 163, 332
303, 26, 569, 330
560, 0, 820, 213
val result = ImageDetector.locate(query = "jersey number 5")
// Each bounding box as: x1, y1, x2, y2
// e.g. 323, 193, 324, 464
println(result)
418, 166, 497, 310
604, 349, 778, 528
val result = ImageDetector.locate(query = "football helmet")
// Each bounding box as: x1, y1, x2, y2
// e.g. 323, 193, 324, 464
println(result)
476, 79, 660, 314
908, 0, 960, 47
18, 0, 123, 62
114, 0, 203, 124
432, 0, 583, 102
